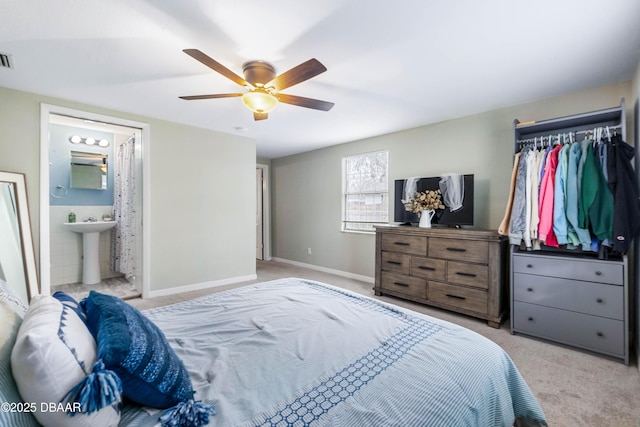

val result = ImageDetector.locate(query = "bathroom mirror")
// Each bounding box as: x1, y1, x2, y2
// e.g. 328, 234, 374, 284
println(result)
0, 171, 39, 304
70, 151, 108, 190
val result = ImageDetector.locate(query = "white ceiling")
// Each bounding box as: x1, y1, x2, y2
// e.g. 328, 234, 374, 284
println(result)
1, 0, 639, 159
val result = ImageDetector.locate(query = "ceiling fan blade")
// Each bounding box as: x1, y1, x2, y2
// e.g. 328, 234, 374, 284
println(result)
183, 49, 251, 88
254, 112, 268, 121
276, 94, 334, 111
267, 58, 327, 91
179, 93, 243, 100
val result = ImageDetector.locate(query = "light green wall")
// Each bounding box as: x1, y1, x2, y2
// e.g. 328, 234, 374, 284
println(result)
271, 81, 633, 279
0, 86, 256, 293
146, 120, 256, 291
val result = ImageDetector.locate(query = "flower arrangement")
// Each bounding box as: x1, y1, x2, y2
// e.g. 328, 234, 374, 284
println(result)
402, 190, 445, 215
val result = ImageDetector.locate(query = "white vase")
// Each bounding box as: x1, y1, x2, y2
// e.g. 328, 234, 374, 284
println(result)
419, 210, 435, 228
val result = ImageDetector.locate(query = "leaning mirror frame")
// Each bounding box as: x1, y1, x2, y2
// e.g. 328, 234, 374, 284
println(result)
0, 171, 39, 303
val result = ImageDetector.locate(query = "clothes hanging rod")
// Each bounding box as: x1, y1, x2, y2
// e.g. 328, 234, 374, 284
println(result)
516, 124, 622, 146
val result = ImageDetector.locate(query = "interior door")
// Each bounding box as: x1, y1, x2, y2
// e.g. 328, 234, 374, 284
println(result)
256, 167, 264, 260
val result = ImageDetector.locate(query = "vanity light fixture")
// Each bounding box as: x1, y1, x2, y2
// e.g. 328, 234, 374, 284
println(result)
69, 135, 110, 147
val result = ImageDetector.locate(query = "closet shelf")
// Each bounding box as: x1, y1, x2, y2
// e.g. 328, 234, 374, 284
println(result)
514, 99, 626, 143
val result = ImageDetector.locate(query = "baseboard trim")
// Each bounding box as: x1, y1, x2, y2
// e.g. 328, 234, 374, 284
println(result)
271, 257, 374, 284
146, 274, 258, 299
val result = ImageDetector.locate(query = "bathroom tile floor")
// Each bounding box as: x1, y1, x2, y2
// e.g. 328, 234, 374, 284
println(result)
51, 276, 140, 301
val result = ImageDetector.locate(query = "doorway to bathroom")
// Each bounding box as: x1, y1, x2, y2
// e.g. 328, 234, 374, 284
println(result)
40, 104, 150, 300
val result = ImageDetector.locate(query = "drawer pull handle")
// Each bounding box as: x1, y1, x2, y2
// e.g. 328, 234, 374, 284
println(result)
394, 242, 410, 246
393, 281, 410, 287
528, 317, 534, 322
418, 266, 436, 271
456, 272, 477, 278
527, 287, 533, 292
596, 298, 603, 303
387, 261, 402, 265
446, 247, 467, 252
595, 271, 602, 276
446, 294, 466, 300
526, 264, 533, 268
596, 332, 604, 337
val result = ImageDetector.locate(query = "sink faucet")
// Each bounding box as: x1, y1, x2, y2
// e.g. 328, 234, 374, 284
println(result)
84, 216, 97, 222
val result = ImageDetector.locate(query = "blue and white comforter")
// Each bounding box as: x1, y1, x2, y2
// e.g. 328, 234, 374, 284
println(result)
120, 278, 546, 427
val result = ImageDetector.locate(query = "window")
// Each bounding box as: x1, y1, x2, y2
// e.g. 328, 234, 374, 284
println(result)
342, 150, 389, 232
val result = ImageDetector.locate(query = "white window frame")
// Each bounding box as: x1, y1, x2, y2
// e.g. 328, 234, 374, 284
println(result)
342, 150, 389, 233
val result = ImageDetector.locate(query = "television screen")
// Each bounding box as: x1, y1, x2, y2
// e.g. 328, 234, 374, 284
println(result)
394, 174, 474, 227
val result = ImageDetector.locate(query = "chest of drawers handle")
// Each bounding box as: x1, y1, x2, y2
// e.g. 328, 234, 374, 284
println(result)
527, 287, 533, 292
446, 247, 467, 252
393, 281, 410, 287
595, 271, 602, 276
386, 260, 402, 265
446, 294, 466, 301
455, 272, 477, 278
597, 331, 604, 337
394, 242, 410, 246
597, 298, 603, 303
526, 264, 533, 268
418, 266, 436, 271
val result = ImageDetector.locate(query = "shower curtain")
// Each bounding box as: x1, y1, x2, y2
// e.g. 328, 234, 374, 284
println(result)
111, 136, 136, 279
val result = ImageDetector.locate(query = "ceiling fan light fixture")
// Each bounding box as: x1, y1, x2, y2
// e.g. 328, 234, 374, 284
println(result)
180, 50, 333, 120
241, 90, 278, 114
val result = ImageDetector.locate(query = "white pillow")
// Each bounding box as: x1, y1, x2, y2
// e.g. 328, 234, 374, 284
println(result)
0, 280, 39, 427
11, 294, 120, 427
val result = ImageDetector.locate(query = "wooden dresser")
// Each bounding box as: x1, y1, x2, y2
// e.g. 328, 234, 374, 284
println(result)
374, 225, 508, 328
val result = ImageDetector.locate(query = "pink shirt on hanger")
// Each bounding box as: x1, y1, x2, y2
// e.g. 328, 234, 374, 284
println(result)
538, 145, 562, 247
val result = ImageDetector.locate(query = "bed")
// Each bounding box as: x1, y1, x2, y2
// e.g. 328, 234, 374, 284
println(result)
3, 277, 547, 427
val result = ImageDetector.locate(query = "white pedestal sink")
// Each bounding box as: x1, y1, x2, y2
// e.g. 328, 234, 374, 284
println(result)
64, 221, 117, 285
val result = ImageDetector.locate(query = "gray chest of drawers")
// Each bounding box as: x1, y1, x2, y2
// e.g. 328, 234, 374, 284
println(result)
511, 250, 629, 364
374, 226, 508, 328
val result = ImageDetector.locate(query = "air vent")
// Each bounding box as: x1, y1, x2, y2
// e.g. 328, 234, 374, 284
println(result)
0, 53, 13, 69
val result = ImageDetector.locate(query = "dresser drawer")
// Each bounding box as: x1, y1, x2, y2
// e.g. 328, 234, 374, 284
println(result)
380, 251, 411, 274
411, 256, 446, 280
381, 233, 427, 256
512, 254, 623, 285
428, 238, 488, 263
428, 281, 487, 314
513, 302, 624, 357
514, 273, 623, 320
447, 261, 488, 289
380, 272, 426, 299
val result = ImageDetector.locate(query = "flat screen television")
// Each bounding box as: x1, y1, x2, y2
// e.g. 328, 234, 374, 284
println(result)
394, 174, 474, 227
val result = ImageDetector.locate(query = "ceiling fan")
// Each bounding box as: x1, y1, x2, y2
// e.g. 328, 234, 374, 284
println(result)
179, 49, 335, 121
